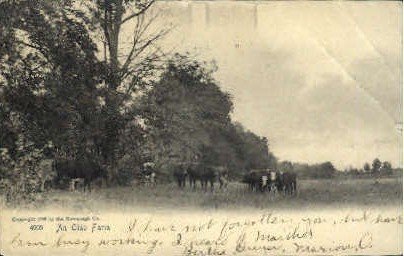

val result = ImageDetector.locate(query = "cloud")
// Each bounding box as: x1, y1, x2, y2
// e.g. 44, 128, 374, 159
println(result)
348, 57, 402, 124
149, 1, 402, 169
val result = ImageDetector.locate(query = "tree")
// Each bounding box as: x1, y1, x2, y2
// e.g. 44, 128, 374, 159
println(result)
382, 161, 392, 170
0, 0, 104, 160
1, 0, 171, 185
372, 158, 382, 174
85, 0, 170, 165
0, 103, 18, 157
141, 55, 232, 170
318, 162, 336, 178
381, 161, 393, 175
279, 161, 293, 172
363, 162, 370, 173
293, 162, 336, 179
229, 123, 272, 172
347, 167, 360, 176
141, 54, 276, 177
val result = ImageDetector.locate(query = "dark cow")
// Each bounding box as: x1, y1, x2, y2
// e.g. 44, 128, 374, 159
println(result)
187, 164, 216, 192
173, 165, 188, 188
242, 170, 269, 192
54, 158, 107, 192
241, 171, 256, 191
274, 171, 284, 192
277, 172, 297, 195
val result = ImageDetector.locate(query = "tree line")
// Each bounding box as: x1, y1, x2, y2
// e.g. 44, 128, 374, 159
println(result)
344, 158, 401, 178
278, 161, 337, 179
277, 159, 401, 179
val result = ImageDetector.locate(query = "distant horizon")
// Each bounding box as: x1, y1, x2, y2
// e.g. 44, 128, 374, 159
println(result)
229, 118, 403, 170
275, 159, 403, 171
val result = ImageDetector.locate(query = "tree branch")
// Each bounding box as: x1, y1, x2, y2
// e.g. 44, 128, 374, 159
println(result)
120, 14, 144, 74
120, 10, 170, 79
15, 40, 43, 53
120, 0, 155, 25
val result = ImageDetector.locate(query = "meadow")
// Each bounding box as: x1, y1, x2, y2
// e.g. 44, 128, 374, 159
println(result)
13, 177, 402, 212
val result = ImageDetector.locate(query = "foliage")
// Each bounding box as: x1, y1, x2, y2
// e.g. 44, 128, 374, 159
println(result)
381, 161, 393, 175
371, 158, 382, 173
0, 0, 105, 161
141, 54, 229, 171
363, 162, 370, 172
83, 0, 168, 167
229, 123, 276, 173
141, 54, 275, 177
278, 161, 293, 172
291, 161, 336, 179
0, 1, 279, 190
0, 132, 53, 206
0, 0, 168, 186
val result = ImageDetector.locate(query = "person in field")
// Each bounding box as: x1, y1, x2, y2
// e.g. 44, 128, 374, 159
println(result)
217, 167, 229, 190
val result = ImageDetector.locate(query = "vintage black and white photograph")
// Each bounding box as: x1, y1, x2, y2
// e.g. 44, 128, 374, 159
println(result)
0, 0, 402, 255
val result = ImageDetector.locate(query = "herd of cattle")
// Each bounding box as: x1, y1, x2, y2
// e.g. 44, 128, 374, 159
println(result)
33, 159, 297, 195
173, 164, 297, 195
242, 169, 297, 195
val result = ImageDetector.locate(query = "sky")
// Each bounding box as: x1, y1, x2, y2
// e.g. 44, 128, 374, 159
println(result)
126, 1, 402, 170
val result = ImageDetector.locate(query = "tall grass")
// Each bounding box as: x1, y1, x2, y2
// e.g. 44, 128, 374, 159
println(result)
3, 177, 402, 211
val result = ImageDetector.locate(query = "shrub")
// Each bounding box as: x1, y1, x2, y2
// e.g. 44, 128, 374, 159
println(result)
0, 135, 53, 206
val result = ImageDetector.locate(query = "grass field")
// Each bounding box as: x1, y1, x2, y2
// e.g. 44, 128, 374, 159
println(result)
10, 177, 401, 211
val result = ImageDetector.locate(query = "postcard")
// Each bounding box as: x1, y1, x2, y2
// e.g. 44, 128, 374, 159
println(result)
0, 1, 402, 255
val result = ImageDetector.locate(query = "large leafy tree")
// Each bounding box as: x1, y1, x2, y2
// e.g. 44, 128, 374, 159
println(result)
141, 54, 275, 177
84, 0, 169, 165
142, 55, 232, 169
228, 123, 275, 173
0, 0, 104, 160
363, 162, 371, 173
372, 158, 382, 174
0, 0, 110, 200
381, 161, 393, 175
1, 0, 168, 175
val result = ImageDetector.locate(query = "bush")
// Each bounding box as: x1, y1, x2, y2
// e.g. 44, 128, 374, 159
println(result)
0, 135, 53, 206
